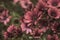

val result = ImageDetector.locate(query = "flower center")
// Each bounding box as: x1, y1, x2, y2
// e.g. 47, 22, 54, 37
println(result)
52, 1, 58, 6
50, 11, 57, 17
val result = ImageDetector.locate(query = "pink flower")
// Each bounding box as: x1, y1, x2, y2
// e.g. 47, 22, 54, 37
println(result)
0, 6, 12, 25
48, 7, 60, 19
20, 23, 27, 32
4, 16, 12, 25
47, 0, 59, 7
47, 34, 59, 40
20, 10, 48, 37
19, 0, 34, 11
24, 11, 42, 24
53, 34, 59, 40
7, 24, 17, 33
47, 34, 53, 40
3, 32, 8, 40
36, 0, 47, 11
3, 25, 22, 39
26, 28, 32, 34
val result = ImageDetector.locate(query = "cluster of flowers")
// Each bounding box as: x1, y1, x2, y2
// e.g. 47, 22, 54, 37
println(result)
3, 0, 60, 40
20, 0, 60, 40
3, 24, 22, 40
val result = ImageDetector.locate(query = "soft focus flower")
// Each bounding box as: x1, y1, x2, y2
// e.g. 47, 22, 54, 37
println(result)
3, 16, 12, 25
47, 34, 59, 40
3, 32, 8, 40
51, 22, 60, 34
20, 9, 49, 37
0, 6, 12, 25
36, 0, 47, 11
13, 0, 34, 11
47, 0, 60, 7
26, 28, 32, 34
3, 24, 23, 39
20, 22, 27, 32
3, 31, 15, 40
48, 7, 60, 19
7, 24, 17, 33
19, 0, 34, 11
